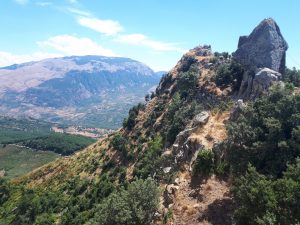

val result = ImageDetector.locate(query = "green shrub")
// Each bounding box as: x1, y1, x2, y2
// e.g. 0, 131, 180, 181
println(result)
88, 179, 159, 225
123, 103, 145, 130
215, 60, 244, 90
215, 161, 230, 177
0, 178, 10, 205
225, 86, 300, 176
180, 55, 197, 72
176, 67, 200, 98
193, 149, 214, 177
232, 162, 300, 225
21, 132, 95, 155
214, 51, 230, 59
133, 135, 163, 179
166, 101, 199, 145
284, 67, 300, 87
111, 134, 127, 152
143, 99, 165, 128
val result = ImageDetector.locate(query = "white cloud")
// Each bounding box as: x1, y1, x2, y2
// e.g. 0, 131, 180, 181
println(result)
36, 1, 52, 6
115, 33, 185, 52
38, 35, 117, 56
14, 0, 29, 5
0, 51, 62, 67
78, 17, 123, 36
68, 8, 91, 17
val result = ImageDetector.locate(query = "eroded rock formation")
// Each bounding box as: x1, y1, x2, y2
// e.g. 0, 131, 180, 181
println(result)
233, 18, 288, 99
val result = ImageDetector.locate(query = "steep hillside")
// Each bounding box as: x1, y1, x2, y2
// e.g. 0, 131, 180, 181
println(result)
0, 56, 161, 128
1, 18, 300, 225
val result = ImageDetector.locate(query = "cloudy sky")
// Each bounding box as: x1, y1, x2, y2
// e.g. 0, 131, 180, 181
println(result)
1, 0, 299, 71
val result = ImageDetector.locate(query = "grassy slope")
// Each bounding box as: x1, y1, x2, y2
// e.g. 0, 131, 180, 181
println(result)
1, 47, 232, 224
0, 145, 60, 179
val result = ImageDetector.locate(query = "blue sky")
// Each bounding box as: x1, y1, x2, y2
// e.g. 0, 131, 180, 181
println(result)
0, 0, 299, 71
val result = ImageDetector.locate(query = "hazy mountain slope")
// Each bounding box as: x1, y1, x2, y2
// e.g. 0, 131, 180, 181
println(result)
0, 56, 161, 128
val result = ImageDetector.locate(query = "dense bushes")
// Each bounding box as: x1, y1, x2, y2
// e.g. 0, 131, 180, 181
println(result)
87, 179, 159, 225
214, 61, 244, 90
0, 178, 10, 205
111, 134, 127, 153
176, 66, 199, 98
283, 67, 300, 87
143, 98, 165, 128
21, 132, 95, 155
232, 162, 300, 225
217, 85, 300, 224
180, 55, 197, 72
166, 101, 200, 145
123, 103, 145, 131
192, 149, 214, 177
111, 133, 134, 160
225, 86, 300, 176
133, 135, 163, 179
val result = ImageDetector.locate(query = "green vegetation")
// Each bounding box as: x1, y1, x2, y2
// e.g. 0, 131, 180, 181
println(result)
0, 174, 158, 225
284, 67, 300, 87
214, 60, 245, 90
166, 100, 200, 145
214, 85, 300, 224
88, 179, 159, 225
143, 97, 166, 128
192, 149, 214, 177
232, 162, 300, 225
180, 55, 197, 72
225, 85, 300, 176
176, 66, 199, 98
0, 117, 51, 144
110, 133, 133, 159
0, 116, 95, 155
214, 51, 230, 59
133, 135, 163, 179
21, 132, 95, 155
0, 145, 60, 179
123, 103, 145, 131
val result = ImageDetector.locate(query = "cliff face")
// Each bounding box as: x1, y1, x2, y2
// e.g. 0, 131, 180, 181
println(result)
233, 18, 288, 74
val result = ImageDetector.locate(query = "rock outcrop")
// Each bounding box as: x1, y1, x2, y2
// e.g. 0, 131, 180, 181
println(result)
238, 67, 282, 99
233, 18, 288, 74
233, 18, 288, 99
173, 111, 209, 164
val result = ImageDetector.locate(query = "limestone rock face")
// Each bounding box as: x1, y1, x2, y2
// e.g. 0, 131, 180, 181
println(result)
173, 112, 210, 165
233, 18, 288, 74
238, 68, 282, 99
192, 111, 209, 127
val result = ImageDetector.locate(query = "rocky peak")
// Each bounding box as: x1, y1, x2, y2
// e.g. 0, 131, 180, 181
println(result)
233, 18, 288, 74
233, 18, 288, 99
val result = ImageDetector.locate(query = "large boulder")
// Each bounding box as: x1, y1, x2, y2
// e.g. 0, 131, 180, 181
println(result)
192, 111, 209, 127
238, 68, 282, 99
233, 18, 288, 74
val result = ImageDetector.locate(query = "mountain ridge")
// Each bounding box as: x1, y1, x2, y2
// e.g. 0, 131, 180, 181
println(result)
2, 18, 300, 225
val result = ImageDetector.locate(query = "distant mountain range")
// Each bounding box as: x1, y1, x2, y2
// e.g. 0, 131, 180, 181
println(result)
0, 56, 164, 128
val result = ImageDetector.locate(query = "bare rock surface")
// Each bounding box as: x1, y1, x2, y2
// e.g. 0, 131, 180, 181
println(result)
233, 18, 288, 99
233, 18, 288, 74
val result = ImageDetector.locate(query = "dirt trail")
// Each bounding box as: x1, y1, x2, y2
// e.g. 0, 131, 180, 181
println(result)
172, 173, 232, 225
171, 111, 233, 225
190, 111, 229, 149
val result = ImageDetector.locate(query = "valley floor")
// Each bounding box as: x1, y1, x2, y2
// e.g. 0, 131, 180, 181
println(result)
0, 144, 60, 179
